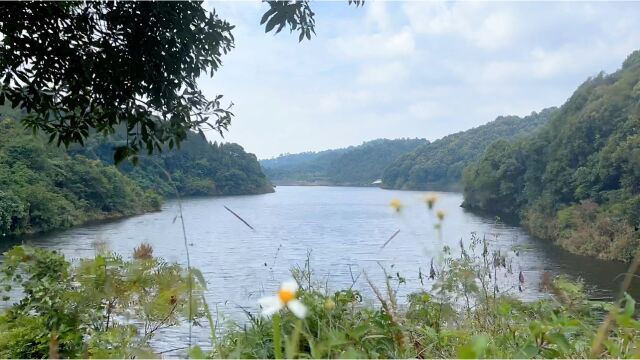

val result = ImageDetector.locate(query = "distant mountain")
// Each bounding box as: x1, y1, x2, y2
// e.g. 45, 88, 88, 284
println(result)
382, 108, 557, 190
463, 50, 640, 262
260, 138, 427, 186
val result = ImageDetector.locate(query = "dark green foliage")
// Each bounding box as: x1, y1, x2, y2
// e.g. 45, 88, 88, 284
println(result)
463, 50, 640, 262
0, 116, 160, 236
0, 2, 234, 163
0, 245, 206, 358
0, 108, 272, 236
72, 130, 274, 197
213, 239, 640, 358
261, 149, 350, 185
0, 1, 356, 163
261, 1, 316, 41
261, 138, 426, 186
260, 0, 362, 42
1, 238, 640, 358
383, 108, 556, 190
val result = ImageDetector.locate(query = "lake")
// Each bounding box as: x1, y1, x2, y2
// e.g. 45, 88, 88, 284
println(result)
2, 186, 635, 352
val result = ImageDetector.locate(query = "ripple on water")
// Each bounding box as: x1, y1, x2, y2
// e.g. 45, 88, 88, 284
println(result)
4, 186, 636, 354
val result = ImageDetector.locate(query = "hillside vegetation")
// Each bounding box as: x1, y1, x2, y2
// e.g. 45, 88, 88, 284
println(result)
72, 131, 273, 197
0, 118, 160, 236
382, 108, 557, 190
0, 109, 272, 236
261, 138, 426, 186
463, 51, 640, 262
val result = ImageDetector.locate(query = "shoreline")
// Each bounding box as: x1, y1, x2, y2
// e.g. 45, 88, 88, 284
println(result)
1, 187, 274, 246
271, 184, 634, 265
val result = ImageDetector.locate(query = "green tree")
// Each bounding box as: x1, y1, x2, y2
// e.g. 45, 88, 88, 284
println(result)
0, 111, 272, 237
0, 190, 24, 234
0, 245, 206, 358
382, 108, 556, 190
463, 50, 640, 262
0, 1, 360, 163
261, 138, 426, 186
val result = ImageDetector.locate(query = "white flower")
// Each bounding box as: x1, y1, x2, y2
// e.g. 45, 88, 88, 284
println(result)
257, 280, 307, 319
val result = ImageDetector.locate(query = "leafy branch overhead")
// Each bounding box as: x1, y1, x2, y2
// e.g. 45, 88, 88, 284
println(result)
0, 2, 235, 163
261, 0, 363, 42
0, 1, 361, 164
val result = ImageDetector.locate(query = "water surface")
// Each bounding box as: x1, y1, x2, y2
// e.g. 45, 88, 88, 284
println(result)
3, 186, 635, 351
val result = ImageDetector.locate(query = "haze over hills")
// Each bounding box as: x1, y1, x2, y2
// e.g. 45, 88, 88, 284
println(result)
260, 138, 426, 186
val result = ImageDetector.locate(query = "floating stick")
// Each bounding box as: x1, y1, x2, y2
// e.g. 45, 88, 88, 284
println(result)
380, 229, 401, 249
224, 205, 255, 230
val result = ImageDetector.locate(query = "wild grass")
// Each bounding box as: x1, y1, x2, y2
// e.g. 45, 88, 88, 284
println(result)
0, 194, 639, 358
205, 196, 640, 359
209, 242, 640, 358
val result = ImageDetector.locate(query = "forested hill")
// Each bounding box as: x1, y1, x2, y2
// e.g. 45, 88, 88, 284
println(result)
381, 108, 557, 190
72, 130, 273, 197
463, 50, 640, 262
0, 109, 272, 237
260, 138, 426, 186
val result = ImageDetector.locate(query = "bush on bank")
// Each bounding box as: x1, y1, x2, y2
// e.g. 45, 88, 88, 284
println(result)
0, 241, 638, 359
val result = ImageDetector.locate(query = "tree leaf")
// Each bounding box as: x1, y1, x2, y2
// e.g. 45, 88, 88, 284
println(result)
265, 13, 283, 33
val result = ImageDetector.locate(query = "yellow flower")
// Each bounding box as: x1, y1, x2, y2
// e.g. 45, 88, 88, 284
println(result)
436, 210, 446, 221
258, 280, 307, 319
424, 194, 438, 210
323, 298, 336, 311
389, 198, 403, 212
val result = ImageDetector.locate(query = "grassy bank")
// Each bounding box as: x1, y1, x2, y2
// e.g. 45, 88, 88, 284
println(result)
1, 238, 638, 359
0, 195, 638, 358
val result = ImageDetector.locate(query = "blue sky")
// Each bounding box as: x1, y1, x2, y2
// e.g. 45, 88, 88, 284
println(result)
201, 1, 640, 159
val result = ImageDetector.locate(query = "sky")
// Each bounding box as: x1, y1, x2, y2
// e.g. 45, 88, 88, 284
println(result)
201, 1, 640, 159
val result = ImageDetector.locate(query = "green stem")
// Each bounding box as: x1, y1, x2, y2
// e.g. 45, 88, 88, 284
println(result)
286, 319, 303, 359
272, 313, 283, 359
201, 293, 217, 351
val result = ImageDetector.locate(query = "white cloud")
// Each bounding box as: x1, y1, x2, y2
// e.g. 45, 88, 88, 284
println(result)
473, 12, 517, 50
408, 101, 445, 120
356, 61, 408, 85
318, 90, 374, 113
529, 48, 574, 78
402, 2, 518, 50
198, 1, 640, 158
365, 1, 392, 31
474, 40, 639, 86
330, 29, 416, 60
